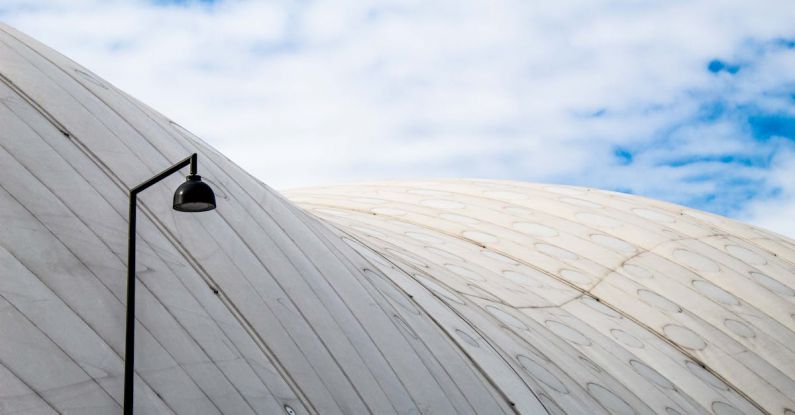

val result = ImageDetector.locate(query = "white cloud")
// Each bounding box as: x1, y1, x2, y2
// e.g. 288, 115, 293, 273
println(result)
1, 0, 795, 237
742, 144, 795, 238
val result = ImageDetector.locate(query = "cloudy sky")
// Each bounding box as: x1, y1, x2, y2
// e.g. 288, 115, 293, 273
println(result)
2, 0, 794, 237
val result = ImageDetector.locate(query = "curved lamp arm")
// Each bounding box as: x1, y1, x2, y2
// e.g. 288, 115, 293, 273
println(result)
125, 153, 215, 415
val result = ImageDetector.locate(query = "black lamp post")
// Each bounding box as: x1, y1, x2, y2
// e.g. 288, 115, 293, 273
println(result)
125, 153, 216, 415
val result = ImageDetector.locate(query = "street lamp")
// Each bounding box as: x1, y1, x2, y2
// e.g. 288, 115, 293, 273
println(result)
125, 153, 216, 415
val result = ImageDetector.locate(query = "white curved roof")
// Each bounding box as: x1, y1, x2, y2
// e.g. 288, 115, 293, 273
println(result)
1, 22, 793, 415
287, 181, 795, 415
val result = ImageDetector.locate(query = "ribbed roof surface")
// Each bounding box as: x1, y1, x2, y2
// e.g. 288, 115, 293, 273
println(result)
1, 22, 794, 414
287, 181, 795, 415
0, 23, 509, 414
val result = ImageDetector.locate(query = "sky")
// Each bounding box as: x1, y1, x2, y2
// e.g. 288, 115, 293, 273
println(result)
1, 0, 794, 238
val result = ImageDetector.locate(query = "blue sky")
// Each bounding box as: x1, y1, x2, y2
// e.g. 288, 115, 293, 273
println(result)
1, 0, 794, 237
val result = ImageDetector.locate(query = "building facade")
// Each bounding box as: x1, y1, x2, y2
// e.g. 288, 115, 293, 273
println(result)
0, 23, 793, 414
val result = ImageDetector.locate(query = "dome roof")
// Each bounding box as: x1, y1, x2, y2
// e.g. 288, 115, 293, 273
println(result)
287, 180, 795, 415
0, 22, 793, 414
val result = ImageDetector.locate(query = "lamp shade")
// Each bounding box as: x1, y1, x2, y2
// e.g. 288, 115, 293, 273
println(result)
173, 174, 216, 212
